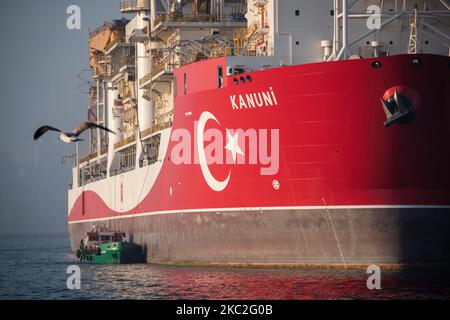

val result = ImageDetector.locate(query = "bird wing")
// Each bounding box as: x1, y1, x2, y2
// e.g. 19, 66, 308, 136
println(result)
73, 121, 115, 136
33, 125, 63, 140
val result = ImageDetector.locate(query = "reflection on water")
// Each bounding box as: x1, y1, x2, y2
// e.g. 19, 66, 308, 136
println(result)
0, 234, 449, 300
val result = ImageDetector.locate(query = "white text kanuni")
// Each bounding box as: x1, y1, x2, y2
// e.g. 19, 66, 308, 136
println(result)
230, 87, 279, 110
170, 126, 280, 176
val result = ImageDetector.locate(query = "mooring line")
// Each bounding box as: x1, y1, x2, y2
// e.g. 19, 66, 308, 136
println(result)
322, 198, 347, 267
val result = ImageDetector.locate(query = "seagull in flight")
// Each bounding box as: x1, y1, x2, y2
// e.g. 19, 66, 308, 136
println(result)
34, 121, 115, 144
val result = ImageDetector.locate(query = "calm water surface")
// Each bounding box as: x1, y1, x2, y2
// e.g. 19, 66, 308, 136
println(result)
0, 234, 449, 300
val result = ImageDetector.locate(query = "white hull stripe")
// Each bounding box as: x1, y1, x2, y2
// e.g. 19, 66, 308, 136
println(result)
68, 205, 450, 224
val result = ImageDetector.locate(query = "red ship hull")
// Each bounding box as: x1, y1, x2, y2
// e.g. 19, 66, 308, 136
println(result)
68, 54, 450, 266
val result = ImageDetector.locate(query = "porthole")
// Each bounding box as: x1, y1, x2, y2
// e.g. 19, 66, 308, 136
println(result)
410, 58, 422, 67
372, 61, 382, 68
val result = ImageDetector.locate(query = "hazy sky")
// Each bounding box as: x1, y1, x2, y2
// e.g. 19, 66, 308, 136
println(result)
0, 0, 124, 234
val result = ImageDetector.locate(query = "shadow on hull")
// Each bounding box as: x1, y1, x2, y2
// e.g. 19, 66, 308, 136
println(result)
69, 207, 450, 268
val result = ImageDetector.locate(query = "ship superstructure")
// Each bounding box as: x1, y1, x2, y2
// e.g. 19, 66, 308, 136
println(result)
68, 0, 450, 266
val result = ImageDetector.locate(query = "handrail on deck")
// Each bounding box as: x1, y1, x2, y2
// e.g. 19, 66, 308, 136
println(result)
120, 0, 150, 13
114, 135, 137, 150
79, 146, 108, 164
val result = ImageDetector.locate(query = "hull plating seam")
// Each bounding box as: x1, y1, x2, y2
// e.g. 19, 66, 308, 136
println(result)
68, 205, 450, 224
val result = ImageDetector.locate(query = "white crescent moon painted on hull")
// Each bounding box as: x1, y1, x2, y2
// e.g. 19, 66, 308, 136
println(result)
197, 112, 231, 192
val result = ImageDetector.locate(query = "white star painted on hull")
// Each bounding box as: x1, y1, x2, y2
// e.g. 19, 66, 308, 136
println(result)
225, 129, 244, 163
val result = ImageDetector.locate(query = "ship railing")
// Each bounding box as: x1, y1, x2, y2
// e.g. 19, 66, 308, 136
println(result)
114, 135, 136, 150
111, 144, 136, 176
139, 134, 161, 168
153, 13, 246, 29
120, 0, 136, 11
110, 55, 135, 79
153, 14, 167, 28
171, 13, 219, 23
140, 121, 172, 139
91, 53, 111, 78
166, 29, 180, 46
120, 0, 150, 13
110, 166, 135, 177
79, 146, 108, 165
143, 52, 175, 81
79, 153, 96, 164
79, 173, 107, 187
139, 73, 153, 87
151, 61, 173, 78
209, 42, 230, 58
82, 173, 107, 185
104, 35, 126, 53
78, 159, 108, 186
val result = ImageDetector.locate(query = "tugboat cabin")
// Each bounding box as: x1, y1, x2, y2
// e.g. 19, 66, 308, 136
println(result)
85, 231, 126, 246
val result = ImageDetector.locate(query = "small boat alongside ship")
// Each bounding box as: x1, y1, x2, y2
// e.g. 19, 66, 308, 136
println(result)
76, 227, 144, 264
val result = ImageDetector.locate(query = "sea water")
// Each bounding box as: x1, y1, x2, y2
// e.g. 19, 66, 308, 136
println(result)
0, 234, 449, 300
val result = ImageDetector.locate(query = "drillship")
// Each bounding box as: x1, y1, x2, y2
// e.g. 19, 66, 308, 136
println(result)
68, 0, 450, 267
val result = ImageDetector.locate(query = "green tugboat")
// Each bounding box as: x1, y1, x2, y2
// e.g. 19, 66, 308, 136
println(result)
76, 227, 145, 264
